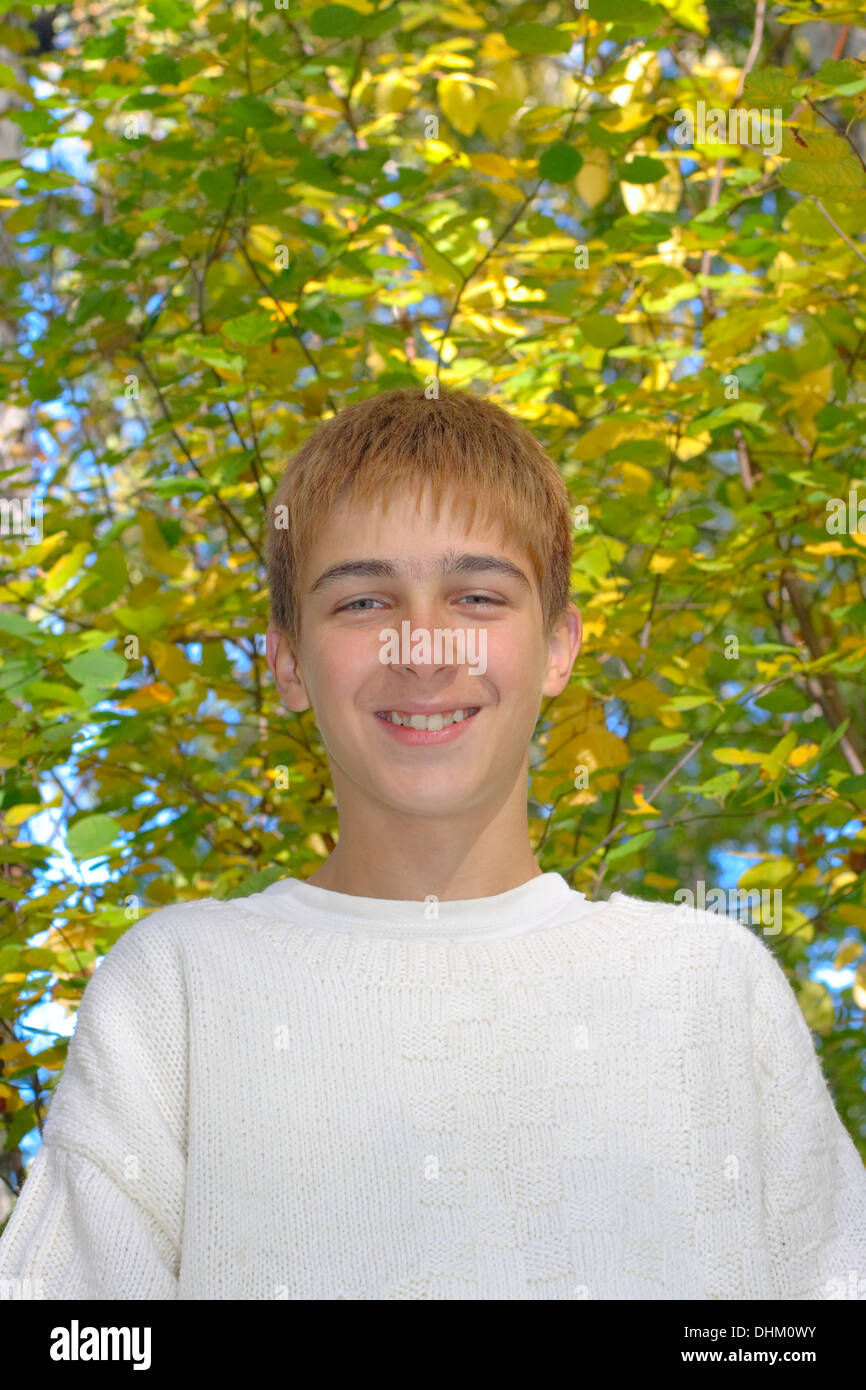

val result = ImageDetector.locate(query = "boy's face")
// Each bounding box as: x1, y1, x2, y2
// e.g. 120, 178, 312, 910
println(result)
267, 482, 581, 824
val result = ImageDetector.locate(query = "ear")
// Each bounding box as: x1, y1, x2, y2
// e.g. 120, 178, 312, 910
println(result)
266, 623, 311, 713
542, 602, 582, 697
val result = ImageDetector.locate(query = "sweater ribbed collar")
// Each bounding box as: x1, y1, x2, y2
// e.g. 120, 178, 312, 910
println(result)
246, 870, 588, 940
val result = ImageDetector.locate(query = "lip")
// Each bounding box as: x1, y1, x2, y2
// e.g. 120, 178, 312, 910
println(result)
374, 703, 480, 716
374, 707, 481, 746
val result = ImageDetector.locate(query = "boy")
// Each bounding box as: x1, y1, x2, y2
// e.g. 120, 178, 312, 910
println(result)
1, 386, 865, 1300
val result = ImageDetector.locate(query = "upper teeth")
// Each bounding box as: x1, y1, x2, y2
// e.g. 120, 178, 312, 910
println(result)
380, 708, 476, 730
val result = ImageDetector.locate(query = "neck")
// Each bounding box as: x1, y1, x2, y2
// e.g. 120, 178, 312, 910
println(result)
304, 799, 542, 902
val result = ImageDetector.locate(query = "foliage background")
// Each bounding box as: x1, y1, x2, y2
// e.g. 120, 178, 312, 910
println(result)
2, 0, 866, 1222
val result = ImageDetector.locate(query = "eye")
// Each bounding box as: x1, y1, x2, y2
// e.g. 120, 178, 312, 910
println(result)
336, 597, 386, 612
458, 595, 505, 606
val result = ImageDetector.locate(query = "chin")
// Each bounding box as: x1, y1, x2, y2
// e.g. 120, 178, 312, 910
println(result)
377, 777, 477, 814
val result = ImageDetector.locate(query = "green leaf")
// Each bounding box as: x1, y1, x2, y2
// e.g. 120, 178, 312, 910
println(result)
538, 142, 583, 182
661, 695, 718, 711
222, 310, 277, 346
778, 160, 866, 194
223, 866, 289, 900
606, 829, 656, 863
815, 58, 863, 89
503, 23, 574, 55
588, 0, 664, 32
144, 53, 181, 85
63, 649, 127, 688
648, 732, 690, 751
310, 4, 368, 37
741, 66, 799, 117
4, 1103, 37, 1152
146, 0, 195, 29
754, 687, 808, 714
227, 96, 278, 131
580, 314, 626, 348
620, 155, 667, 184
66, 814, 122, 860
174, 334, 244, 373
0, 612, 41, 641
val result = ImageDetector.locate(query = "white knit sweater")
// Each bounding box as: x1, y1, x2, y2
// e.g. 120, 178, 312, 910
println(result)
1, 872, 865, 1300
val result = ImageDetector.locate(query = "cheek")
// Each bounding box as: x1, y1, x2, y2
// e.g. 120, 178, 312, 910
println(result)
484, 630, 541, 688
312, 633, 380, 697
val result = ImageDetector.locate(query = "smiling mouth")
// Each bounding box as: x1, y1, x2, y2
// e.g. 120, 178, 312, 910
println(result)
375, 707, 481, 730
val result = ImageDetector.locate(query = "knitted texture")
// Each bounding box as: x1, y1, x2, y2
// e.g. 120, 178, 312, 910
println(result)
1, 876, 865, 1300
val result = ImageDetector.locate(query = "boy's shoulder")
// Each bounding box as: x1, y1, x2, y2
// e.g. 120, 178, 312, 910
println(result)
95, 895, 233, 973
601, 887, 785, 982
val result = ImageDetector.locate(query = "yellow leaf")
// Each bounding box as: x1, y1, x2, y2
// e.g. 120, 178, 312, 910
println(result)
0, 1082, 24, 1112
854, 964, 866, 1011
833, 871, 858, 891
374, 74, 419, 115
247, 225, 285, 261
713, 747, 765, 765
838, 903, 866, 929
804, 541, 848, 556
621, 151, 683, 215
627, 786, 660, 816
574, 417, 660, 460
572, 726, 630, 772
643, 873, 680, 890
258, 296, 297, 320
138, 514, 187, 577
577, 153, 611, 208
612, 678, 669, 718
478, 99, 522, 141
619, 461, 653, 493
788, 741, 820, 767
437, 76, 481, 136
609, 52, 661, 106
649, 553, 677, 573
43, 542, 89, 595
674, 431, 712, 460
738, 857, 795, 888
150, 640, 195, 687
797, 980, 835, 1034
3, 803, 44, 826
489, 58, 527, 105
119, 682, 175, 709
833, 939, 863, 970
469, 152, 515, 179
27, 1045, 67, 1070
598, 102, 655, 132
440, 7, 486, 27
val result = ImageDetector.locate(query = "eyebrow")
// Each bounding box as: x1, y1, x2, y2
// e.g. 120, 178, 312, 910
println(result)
309, 551, 533, 595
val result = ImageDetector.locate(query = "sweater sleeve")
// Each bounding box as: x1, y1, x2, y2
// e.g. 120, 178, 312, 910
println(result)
748, 931, 866, 1300
0, 911, 189, 1300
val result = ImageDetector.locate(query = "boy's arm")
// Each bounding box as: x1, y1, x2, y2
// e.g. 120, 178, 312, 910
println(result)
0, 914, 188, 1299
749, 931, 866, 1300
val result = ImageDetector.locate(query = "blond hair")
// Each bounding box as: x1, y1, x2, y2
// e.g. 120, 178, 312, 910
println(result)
267, 387, 574, 647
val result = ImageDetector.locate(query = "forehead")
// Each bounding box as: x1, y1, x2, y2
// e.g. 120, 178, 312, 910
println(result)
309, 480, 513, 554
304, 485, 536, 592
